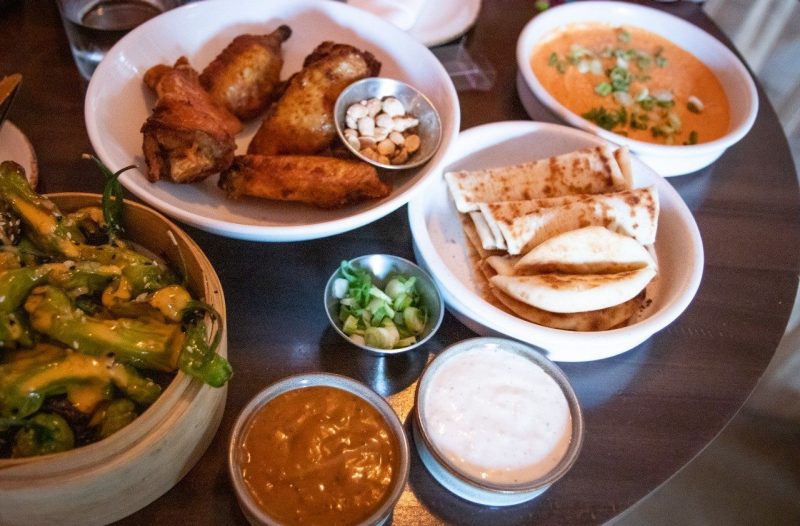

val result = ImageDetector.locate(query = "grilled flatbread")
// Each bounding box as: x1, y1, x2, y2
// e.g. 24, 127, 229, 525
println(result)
477, 186, 659, 255
490, 266, 657, 314
485, 254, 521, 276
514, 226, 656, 275
490, 287, 645, 331
445, 145, 632, 213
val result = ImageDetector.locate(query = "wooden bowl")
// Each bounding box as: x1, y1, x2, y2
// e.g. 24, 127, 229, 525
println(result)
0, 194, 228, 526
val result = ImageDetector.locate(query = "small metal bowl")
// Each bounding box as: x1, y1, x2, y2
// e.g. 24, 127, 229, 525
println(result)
228, 373, 410, 526
334, 77, 442, 170
413, 337, 585, 506
324, 254, 444, 356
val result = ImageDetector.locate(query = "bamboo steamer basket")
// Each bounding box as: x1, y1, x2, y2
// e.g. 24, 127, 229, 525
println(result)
0, 194, 228, 526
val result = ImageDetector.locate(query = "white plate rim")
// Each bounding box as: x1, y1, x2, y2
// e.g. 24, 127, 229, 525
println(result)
85, 0, 460, 242
408, 120, 705, 362
408, 0, 482, 47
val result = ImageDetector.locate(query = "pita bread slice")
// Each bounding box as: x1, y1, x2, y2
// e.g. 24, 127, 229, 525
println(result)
445, 145, 632, 213
469, 211, 506, 251
490, 288, 644, 331
514, 226, 656, 275
460, 214, 503, 261
481, 186, 659, 255
490, 266, 657, 313
485, 254, 522, 276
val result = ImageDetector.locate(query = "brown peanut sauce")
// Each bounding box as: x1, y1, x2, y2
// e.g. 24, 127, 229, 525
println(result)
240, 386, 399, 526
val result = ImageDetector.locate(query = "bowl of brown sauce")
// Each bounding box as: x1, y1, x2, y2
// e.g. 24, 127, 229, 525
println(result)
228, 373, 409, 526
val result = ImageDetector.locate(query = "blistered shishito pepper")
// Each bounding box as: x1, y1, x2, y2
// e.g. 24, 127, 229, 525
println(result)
0, 344, 161, 419
179, 301, 231, 388
11, 412, 75, 457
24, 286, 183, 372
0, 161, 178, 293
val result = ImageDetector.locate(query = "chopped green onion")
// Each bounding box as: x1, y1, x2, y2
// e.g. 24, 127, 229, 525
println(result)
613, 91, 634, 107
654, 47, 668, 68
582, 106, 627, 130
365, 320, 400, 349
332, 278, 348, 299
393, 292, 412, 311
403, 306, 426, 334
397, 336, 417, 348
335, 261, 428, 350
608, 66, 632, 92
369, 285, 391, 303
630, 112, 649, 130
343, 315, 360, 335
617, 29, 631, 43
534, 0, 550, 12
595, 82, 612, 96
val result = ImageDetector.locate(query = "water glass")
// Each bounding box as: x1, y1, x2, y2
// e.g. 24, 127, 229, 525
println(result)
56, 0, 186, 80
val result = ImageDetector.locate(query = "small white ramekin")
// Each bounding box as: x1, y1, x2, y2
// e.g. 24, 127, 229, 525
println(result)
412, 337, 584, 506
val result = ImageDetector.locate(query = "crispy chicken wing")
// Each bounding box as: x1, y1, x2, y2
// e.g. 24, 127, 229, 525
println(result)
141, 58, 241, 184
219, 154, 391, 208
200, 25, 292, 120
248, 42, 381, 156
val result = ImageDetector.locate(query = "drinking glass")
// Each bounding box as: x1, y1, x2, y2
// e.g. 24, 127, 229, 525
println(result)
56, 0, 186, 80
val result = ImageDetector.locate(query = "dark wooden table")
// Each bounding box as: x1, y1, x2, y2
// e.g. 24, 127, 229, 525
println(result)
1, 0, 798, 524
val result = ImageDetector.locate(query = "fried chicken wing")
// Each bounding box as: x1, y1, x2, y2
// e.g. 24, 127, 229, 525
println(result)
247, 42, 381, 156
141, 58, 241, 183
200, 25, 292, 120
219, 154, 391, 208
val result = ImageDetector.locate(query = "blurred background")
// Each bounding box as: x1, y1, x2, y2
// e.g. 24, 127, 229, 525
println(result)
614, 1, 800, 524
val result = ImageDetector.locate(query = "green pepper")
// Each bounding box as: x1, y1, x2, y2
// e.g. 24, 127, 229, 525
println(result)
12, 412, 75, 457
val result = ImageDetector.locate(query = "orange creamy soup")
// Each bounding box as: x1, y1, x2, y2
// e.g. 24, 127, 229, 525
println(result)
239, 386, 399, 526
531, 24, 730, 145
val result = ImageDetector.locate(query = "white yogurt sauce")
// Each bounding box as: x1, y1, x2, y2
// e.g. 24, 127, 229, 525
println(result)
422, 344, 572, 485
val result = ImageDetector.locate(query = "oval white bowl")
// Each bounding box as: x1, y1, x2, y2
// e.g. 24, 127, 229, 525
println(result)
85, 0, 459, 241
408, 121, 704, 362
515, 1, 758, 176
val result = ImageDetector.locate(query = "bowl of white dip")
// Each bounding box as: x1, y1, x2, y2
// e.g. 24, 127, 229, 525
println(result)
412, 337, 584, 505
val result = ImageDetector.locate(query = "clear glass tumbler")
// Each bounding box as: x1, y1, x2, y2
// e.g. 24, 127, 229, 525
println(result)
56, 0, 186, 80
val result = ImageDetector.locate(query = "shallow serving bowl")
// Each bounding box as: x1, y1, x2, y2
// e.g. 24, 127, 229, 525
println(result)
86, 0, 459, 241
324, 254, 444, 355
334, 77, 442, 170
0, 194, 227, 526
413, 337, 584, 506
408, 121, 704, 362
229, 373, 410, 526
516, 1, 758, 176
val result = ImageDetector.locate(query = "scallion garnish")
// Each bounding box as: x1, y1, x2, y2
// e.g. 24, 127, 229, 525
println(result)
334, 261, 428, 349
595, 82, 612, 96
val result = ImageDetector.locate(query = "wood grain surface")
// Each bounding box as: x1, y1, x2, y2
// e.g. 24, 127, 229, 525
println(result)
0, 0, 798, 524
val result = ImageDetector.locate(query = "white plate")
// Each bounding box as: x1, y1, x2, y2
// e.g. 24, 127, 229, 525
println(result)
408, 121, 704, 362
85, 0, 459, 241
0, 121, 38, 187
408, 0, 481, 47
515, 1, 757, 176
